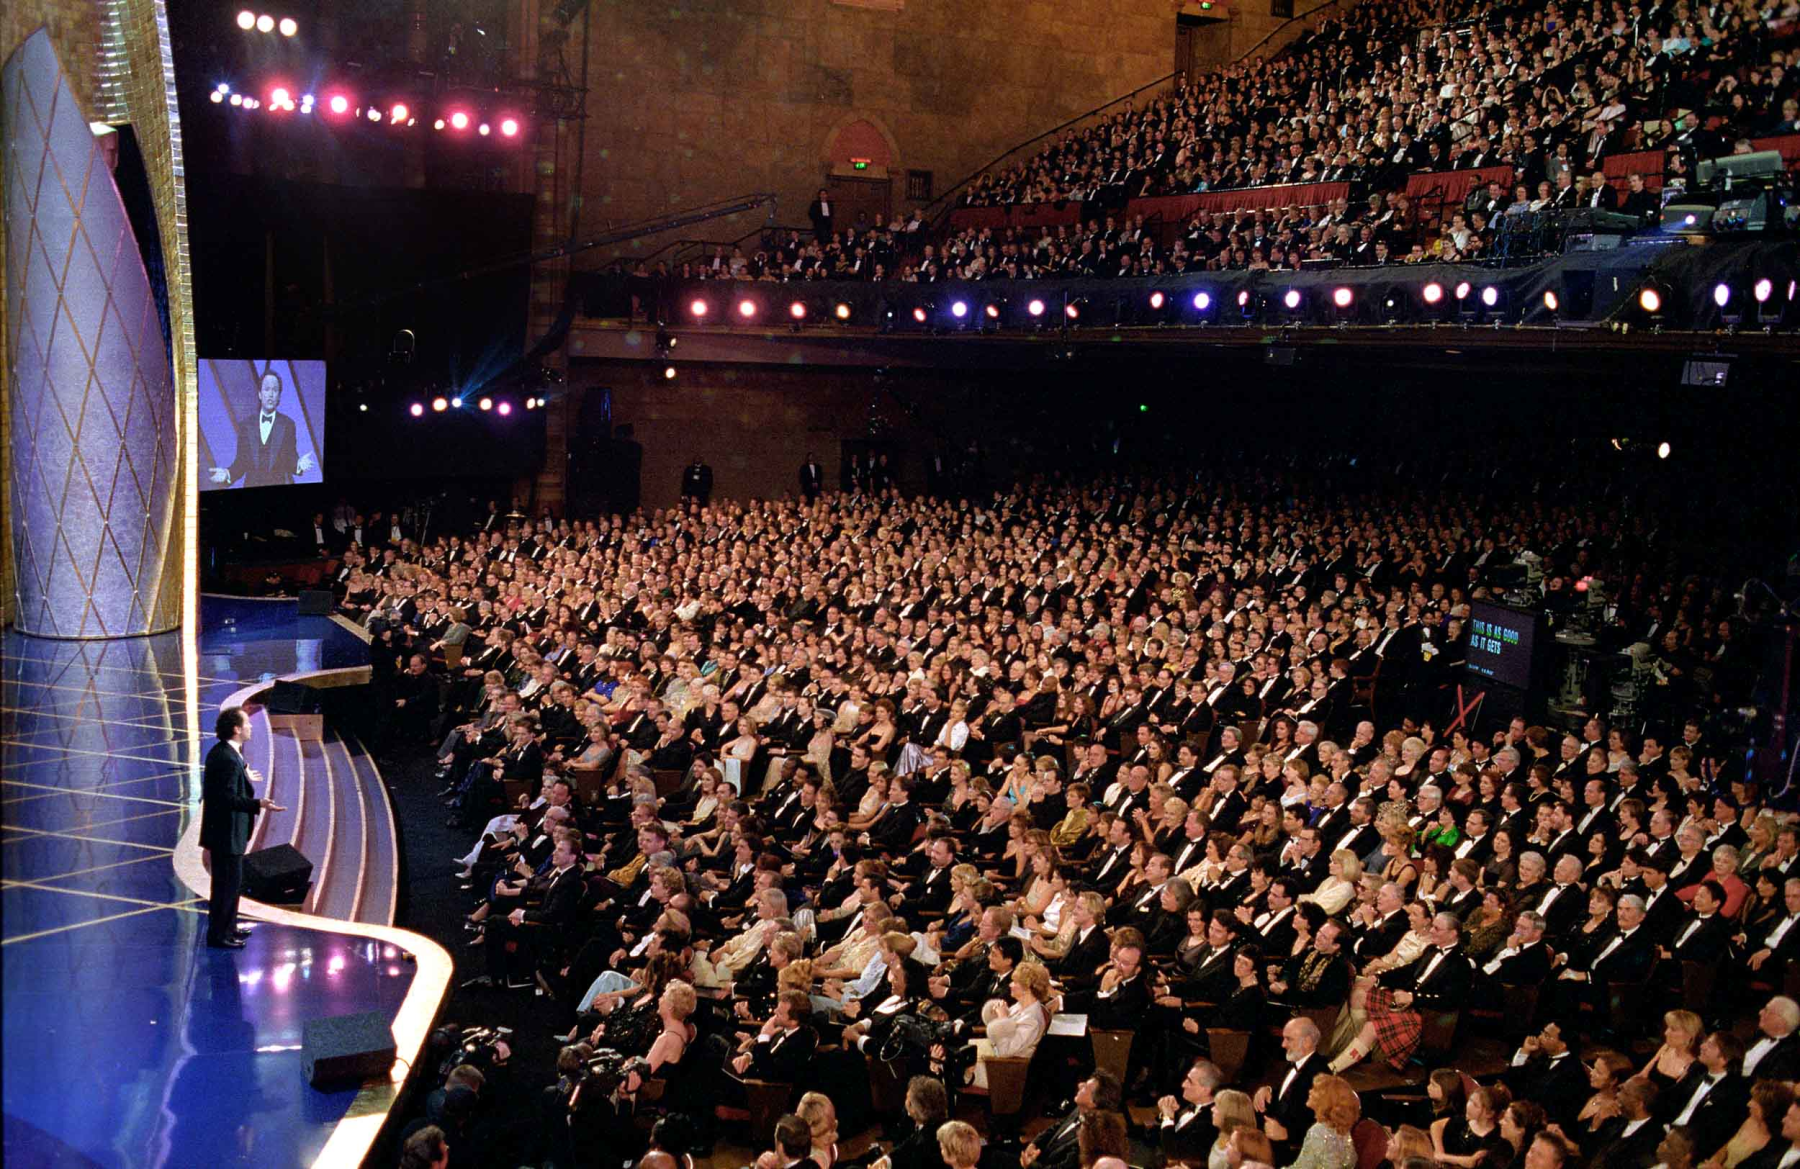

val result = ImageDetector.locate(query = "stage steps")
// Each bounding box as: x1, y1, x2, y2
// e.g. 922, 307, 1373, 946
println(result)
239, 702, 399, 927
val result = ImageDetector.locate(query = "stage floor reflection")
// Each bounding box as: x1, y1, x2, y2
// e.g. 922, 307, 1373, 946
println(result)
2, 600, 408, 1168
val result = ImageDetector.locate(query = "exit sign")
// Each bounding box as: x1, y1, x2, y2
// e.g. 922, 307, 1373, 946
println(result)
850, 158, 870, 170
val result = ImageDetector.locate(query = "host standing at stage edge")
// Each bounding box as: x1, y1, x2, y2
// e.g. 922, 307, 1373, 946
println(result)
202, 708, 285, 950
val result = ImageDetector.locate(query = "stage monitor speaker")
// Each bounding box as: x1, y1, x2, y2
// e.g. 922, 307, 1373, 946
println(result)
243, 843, 313, 903
297, 590, 333, 616
302, 1011, 397, 1087
265, 680, 323, 715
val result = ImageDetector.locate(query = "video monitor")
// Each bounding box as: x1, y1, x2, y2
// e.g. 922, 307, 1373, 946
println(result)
199, 359, 326, 491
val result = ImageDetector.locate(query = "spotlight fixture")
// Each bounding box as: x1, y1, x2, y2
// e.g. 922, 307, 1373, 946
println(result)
1026, 298, 1046, 318
1283, 289, 1302, 311
525, 397, 538, 410
390, 103, 409, 124
1331, 287, 1353, 309
1237, 289, 1259, 321
478, 123, 491, 136
478, 397, 493, 411
327, 93, 350, 116
1422, 282, 1444, 306
663, 365, 677, 380
431, 396, 447, 412
256, 14, 275, 33
1064, 299, 1083, 321
229, 93, 244, 106
834, 302, 851, 321
278, 16, 297, 36
449, 111, 470, 131
1542, 289, 1560, 314
788, 301, 807, 331
1280, 288, 1304, 323
737, 298, 758, 320
1192, 291, 1211, 312
950, 300, 969, 320
270, 86, 291, 106
237, 10, 256, 29
500, 118, 520, 138
689, 298, 710, 319
1148, 290, 1166, 310
1657, 441, 1672, 459
409, 402, 424, 417
912, 307, 929, 324
433, 118, 445, 130
983, 301, 1003, 322
211, 90, 224, 103
358, 403, 368, 413
496, 401, 512, 416
451, 396, 463, 408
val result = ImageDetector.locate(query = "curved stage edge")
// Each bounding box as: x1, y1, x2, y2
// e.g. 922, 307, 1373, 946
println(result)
182, 595, 451, 1168
1, 595, 451, 1169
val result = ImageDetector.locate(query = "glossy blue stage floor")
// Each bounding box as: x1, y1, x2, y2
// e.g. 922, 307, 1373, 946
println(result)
3, 598, 411, 1168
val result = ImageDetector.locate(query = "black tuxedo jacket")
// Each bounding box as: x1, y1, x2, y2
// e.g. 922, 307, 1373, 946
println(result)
200, 740, 261, 854
1659, 1068, 1749, 1154
227, 410, 303, 488
1669, 911, 1731, 963
1380, 945, 1472, 1009
1268, 1053, 1323, 1146
1352, 910, 1409, 963
745, 1024, 818, 1082
1584, 1114, 1663, 1168
1030, 1108, 1087, 1169
1055, 925, 1112, 984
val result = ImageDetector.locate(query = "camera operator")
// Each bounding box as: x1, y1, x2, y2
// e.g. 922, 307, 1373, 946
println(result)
548, 1043, 653, 1169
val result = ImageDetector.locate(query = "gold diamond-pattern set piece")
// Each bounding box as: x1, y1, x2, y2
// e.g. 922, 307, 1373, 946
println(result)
4, 30, 179, 638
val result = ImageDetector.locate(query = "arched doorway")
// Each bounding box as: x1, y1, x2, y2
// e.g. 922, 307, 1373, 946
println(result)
822, 117, 900, 231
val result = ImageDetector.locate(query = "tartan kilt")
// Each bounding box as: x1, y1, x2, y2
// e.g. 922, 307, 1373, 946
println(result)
1365, 987, 1424, 1069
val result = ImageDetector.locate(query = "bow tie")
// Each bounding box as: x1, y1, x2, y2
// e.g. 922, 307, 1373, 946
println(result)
261, 413, 275, 424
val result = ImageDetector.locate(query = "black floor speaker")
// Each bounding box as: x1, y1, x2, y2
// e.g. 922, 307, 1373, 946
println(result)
297, 589, 334, 616
242, 843, 313, 903
302, 1011, 396, 1087
264, 680, 323, 715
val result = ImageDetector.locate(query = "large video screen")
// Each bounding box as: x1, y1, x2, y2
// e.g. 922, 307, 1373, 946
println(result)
198, 359, 326, 491
1466, 600, 1541, 690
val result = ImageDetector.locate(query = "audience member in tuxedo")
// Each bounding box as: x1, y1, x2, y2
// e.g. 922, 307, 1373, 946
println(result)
1253, 1016, 1323, 1158
1154, 1058, 1224, 1163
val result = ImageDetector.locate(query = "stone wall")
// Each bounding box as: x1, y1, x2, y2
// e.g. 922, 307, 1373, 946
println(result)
572, 0, 1174, 266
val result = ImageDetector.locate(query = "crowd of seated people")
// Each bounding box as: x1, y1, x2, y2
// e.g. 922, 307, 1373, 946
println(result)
649, 0, 1800, 292
337, 459, 1788, 1169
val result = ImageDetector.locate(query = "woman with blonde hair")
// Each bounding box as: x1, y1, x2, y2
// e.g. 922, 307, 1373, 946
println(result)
1632, 1009, 1704, 1091
1300, 849, 1362, 916
1050, 781, 1092, 848
1206, 1088, 1256, 1168
795, 1091, 841, 1169
1286, 1074, 1359, 1167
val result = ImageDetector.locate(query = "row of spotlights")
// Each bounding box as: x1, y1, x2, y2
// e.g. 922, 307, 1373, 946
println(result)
679, 277, 1793, 329
214, 83, 520, 136
236, 11, 297, 35
412, 396, 537, 416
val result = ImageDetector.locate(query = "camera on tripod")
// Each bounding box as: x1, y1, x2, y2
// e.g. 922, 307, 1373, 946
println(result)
434, 1024, 514, 1079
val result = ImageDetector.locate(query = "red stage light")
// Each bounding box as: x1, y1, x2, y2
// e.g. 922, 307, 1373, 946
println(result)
390, 103, 409, 123
499, 118, 520, 138
449, 111, 470, 131
789, 301, 806, 320
737, 299, 757, 319
327, 93, 350, 116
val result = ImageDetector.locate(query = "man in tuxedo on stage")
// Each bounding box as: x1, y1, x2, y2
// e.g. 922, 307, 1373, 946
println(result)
211, 371, 316, 488
201, 707, 285, 949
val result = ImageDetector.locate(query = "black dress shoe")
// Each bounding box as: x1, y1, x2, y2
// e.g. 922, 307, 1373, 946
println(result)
208, 937, 247, 949
233, 927, 254, 938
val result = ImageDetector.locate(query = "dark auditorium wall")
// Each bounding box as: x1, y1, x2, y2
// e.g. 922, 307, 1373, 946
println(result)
578, 364, 934, 510
575, 0, 1172, 263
